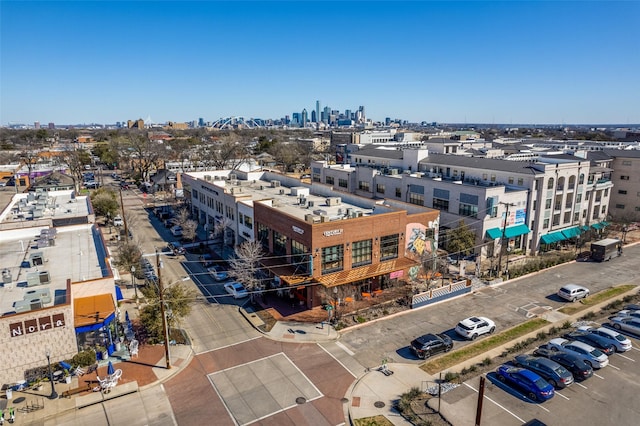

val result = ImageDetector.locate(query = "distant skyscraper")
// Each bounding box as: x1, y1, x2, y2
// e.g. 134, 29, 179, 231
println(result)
315, 100, 320, 123
34, 121, 40, 129
198, 117, 204, 127
323, 106, 331, 124
345, 109, 351, 120
301, 109, 308, 128
311, 110, 317, 123
292, 113, 300, 126
48, 122, 55, 129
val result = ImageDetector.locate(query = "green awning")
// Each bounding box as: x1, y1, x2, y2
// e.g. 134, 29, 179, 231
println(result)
486, 228, 502, 239
540, 231, 567, 244
504, 224, 531, 239
561, 227, 581, 239
591, 222, 603, 230
581, 226, 590, 232
601, 221, 610, 227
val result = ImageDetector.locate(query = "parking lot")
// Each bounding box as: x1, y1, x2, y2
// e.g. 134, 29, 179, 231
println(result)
442, 323, 640, 426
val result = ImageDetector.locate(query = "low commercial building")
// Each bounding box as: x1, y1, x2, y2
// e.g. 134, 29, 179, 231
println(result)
0, 189, 119, 385
183, 170, 440, 308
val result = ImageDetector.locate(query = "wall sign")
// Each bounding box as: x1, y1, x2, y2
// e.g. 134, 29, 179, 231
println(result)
9, 313, 66, 338
323, 229, 343, 237
292, 225, 304, 235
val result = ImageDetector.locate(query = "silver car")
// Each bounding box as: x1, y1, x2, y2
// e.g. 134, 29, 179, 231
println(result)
548, 338, 609, 369
577, 326, 633, 352
609, 317, 640, 336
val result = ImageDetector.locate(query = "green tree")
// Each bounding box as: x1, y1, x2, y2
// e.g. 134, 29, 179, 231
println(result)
90, 188, 119, 217
139, 281, 197, 343
446, 220, 476, 255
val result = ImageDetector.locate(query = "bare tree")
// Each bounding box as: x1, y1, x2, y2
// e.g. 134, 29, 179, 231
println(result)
122, 133, 165, 182
57, 144, 92, 191
228, 241, 264, 300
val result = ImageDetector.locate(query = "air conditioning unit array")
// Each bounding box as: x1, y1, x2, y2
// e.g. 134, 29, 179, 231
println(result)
271, 180, 281, 188
326, 197, 341, 206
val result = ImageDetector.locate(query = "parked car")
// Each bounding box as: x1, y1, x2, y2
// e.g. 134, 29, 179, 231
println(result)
170, 225, 183, 237
167, 242, 185, 255
112, 215, 123, 226
495, 364, 555, 402
533, 346, 593, 381
623, 304, 640, 312
84, 181, 100, 189
208, 265, 228, 281
119, 182, 130, 190
410, 333, 453, 359
224, 282, 248, 299
548, 338, 609, 369
577, 326, 632, 352
513, 354, 574, 389
200, 253, 215, 267
454, 316, 496, 340
614, 309, 640, 320
609, 316, 640, 336
563, 330, 615, 356
557, 284, 589, 302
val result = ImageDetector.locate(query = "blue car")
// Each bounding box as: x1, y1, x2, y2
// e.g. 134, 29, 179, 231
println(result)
495, 364, 555, 402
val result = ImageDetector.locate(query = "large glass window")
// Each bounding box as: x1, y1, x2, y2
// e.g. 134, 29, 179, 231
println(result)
459, 203, 478, 218
376, 183, 385, 194
358, 181, 370, 191
273, 230, 287, 256
244, 215, 253, 229
433, 198, 449, 211
321, 245, 344, 274
326, 176, 334, 185
338, 178, 348, 188
380, 234, 399, 261
291, 240, 309, 274
409, 192, 424, 206
257, 223, 269, 250
352, 239, 372, 267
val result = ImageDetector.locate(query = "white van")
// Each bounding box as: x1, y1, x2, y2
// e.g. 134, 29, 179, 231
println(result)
113, 215, 123, 226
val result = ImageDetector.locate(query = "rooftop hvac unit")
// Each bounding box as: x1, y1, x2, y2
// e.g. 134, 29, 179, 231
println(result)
389, 168, 399, 175
321, 215, 329, 222
337, 208, 343, 215
307, 201, 315, 208
355, 210, 363, 217
229, 173, 237, 181
230, 187, 242, 194
313, 209, 328, 216
326, 196, 342, 206
299, 197, 306, 205
204, 175, 212, 181
271, 180, 281, 187
346, 208, 353, 216
279, 189, 285, 195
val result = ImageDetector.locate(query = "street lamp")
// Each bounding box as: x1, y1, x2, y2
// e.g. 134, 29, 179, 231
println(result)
131, 265, 138, 301
45, 348, 58, 400
497, 202, 516, 277
332, 287, 339, 322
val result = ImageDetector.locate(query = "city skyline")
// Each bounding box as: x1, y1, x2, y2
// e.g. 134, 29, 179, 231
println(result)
1, 1, 639, 126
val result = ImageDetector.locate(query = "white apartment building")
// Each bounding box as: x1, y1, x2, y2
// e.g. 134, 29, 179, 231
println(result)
312, 148, 613, 258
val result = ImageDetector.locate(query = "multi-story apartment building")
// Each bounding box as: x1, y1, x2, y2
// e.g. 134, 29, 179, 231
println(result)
601, 149, 640, 222
182, 170, 440, 309
311, 148, 613, 259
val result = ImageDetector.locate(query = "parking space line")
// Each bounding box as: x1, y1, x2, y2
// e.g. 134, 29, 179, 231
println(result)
464, 382, 525, 423
575, 382, 588, 389
537, 404, 550, 413
608, 364, 620, 370
594, 373, 605, 379
554, 390, 570, 400
632, 347, 640, 352
319, 344, 357, 378
616, 353, 635, 362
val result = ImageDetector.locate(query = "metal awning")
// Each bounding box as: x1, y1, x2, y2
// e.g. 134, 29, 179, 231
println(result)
485, 228, 502, 239
504, 224, 531, 239
561, 226, 581, 239
581, 226, 590, 232
486, 224, 531, 240
591, 222, 604, 230
540, 231, 567, 244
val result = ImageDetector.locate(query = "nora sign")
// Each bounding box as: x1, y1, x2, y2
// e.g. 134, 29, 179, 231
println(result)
10, 313, 66, 338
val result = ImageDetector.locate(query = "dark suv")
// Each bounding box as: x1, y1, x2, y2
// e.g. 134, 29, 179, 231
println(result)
410, 333, 453, 359
514, 354, 574, 389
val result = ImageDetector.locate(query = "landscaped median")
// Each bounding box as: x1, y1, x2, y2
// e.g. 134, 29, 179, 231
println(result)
420, 284, 639, 376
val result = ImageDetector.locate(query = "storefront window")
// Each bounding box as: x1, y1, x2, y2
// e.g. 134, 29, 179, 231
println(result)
257, 223, 269, 250
321, 244, 344, 274
291, 240, 309, 274
273, 230, 287, 256
380, 234, 399, 260
352, 239, 372, 267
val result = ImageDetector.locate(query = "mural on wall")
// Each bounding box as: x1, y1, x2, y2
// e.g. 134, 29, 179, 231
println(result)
405, 219, 440, 283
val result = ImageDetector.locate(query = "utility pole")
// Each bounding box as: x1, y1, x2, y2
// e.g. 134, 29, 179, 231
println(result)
497, 202, 515, 277
475, 376, 486, 426
156, 249, 171, 369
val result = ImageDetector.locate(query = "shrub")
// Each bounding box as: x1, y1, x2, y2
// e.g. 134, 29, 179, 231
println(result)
536, 332, 547, 341
481, 357, 492, 366
561, 320, 573, 329
548, 326, 559, 335
356, 316, 367, 323
444, 371, 459, 382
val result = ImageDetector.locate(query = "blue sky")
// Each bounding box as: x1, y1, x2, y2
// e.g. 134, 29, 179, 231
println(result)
1, 1, 639, 125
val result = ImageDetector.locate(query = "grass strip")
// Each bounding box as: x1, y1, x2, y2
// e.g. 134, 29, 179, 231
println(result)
354, 415, 394, 426
558, 285, 636, 315
420, 318, 549, 374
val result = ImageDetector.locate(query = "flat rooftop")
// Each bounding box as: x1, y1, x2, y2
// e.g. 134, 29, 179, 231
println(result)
0, 190, 105, 317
